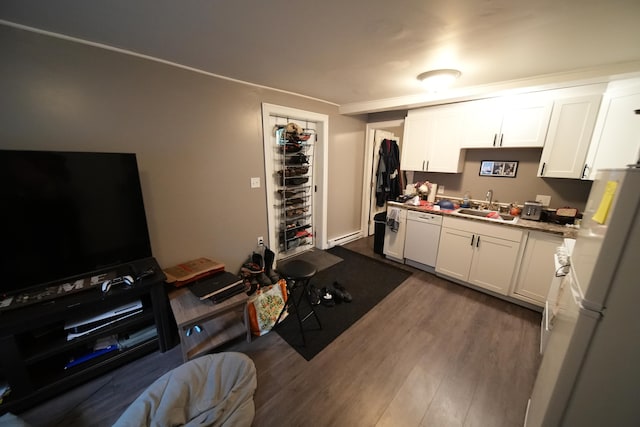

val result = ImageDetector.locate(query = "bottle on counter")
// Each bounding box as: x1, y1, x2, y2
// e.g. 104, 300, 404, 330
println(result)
462, 191, 470, 208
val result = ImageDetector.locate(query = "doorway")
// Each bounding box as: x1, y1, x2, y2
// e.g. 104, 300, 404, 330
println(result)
262, 103, 329, 261
361, 120, 404, 236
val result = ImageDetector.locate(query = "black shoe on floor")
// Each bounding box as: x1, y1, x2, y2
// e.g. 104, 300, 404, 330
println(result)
320, 287, 335, 307
245, 278, 259, 296
333, 281, 352, 303
308, 286, 321, 306
252, 252, 265, 270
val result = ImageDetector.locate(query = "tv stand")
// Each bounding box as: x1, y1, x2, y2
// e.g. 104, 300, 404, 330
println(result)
0, 257, 173, 415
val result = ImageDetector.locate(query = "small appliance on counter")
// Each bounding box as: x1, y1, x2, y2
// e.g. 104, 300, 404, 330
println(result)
521, 201, 543, 220
543, 207, 579, 225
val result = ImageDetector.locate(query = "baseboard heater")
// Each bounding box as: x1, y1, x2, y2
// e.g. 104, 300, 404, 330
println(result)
328, 231, 362, 248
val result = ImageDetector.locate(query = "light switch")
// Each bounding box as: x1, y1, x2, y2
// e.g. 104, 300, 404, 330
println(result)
250, 177, 260, 188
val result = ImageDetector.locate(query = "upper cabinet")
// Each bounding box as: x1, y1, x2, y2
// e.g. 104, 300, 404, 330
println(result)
401, 110, 431, 172
400, 79, 640, 179
461, 93, 553, 148
538, 93, 603, 178
583, 78, 640, 180
401, 104, 465, 173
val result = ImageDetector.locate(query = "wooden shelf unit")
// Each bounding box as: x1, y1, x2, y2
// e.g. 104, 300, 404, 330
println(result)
168, 287, 250, 362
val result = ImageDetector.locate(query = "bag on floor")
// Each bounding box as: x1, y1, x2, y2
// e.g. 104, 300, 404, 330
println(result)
247, 279, 288, 336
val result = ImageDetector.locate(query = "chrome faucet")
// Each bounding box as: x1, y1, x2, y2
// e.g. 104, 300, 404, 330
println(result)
485, 189, 493, 208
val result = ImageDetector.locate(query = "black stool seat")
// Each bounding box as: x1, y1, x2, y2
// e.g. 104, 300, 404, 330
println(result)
273, 259, 321, 346
278, 259, 317, 280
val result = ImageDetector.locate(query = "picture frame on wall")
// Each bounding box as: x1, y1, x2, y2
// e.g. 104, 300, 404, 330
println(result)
479, 160, 518, 178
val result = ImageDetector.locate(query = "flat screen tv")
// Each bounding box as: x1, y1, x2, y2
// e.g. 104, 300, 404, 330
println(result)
0, 150, 152, 298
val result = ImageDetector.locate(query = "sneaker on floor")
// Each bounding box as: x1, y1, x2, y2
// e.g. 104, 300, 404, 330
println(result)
241, 262, 262, 275
333, 281, 352, 303
320, 287, 335, 307
308, 286, 321, 306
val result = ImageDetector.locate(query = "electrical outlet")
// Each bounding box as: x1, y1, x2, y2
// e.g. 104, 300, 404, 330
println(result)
257, 236, 264, 246
437, 185, 445, 194
250, 177, 260, 188
536, 194, 551, 206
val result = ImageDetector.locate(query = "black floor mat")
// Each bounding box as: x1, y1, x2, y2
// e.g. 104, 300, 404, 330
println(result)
274, 246, 412, 360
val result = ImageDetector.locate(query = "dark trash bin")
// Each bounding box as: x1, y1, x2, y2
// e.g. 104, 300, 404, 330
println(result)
373, 211, 387, 255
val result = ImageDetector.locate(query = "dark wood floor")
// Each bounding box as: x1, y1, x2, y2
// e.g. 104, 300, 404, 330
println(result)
20, 236, 542, 427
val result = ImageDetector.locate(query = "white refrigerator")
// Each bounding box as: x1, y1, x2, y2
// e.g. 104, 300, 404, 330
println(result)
525, 167, 640, 427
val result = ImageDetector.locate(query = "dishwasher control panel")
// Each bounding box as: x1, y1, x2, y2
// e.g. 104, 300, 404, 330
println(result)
407, 210, 443, 224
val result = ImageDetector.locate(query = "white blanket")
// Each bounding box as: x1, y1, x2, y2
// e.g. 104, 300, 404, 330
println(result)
114, 352, 257, 427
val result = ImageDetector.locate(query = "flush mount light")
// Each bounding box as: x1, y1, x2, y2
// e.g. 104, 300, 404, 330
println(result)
417, 69, 462, 92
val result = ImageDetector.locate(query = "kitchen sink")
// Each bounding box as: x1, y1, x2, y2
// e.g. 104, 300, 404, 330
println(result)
454, 208, 518, 224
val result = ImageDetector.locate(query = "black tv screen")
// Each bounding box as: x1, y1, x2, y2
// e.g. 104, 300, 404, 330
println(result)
0, 150, 152, 297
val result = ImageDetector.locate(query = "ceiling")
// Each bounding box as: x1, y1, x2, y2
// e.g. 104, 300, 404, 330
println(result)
2, 0, 640, 114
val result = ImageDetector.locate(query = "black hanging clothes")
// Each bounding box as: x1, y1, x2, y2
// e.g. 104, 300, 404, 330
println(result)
375, 139, 403, 207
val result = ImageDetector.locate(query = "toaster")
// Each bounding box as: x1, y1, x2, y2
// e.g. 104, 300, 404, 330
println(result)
522, 201, 543, 220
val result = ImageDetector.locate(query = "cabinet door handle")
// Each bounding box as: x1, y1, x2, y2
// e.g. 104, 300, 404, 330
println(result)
476, 235, 481, 247
422, 160, 425, 170
426, 160, 429, 171
581, 164, 589, 179
492, 134, 497, 147
499, 134, 504, 147
471, 235, 475, 246
540, 162, 546, 176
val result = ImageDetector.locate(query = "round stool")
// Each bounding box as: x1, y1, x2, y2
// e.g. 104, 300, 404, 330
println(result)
273, 259, 322, 346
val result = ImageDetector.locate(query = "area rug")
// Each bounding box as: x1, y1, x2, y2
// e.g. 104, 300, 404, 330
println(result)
274, 246, 412, 360
279, 247, 343, 272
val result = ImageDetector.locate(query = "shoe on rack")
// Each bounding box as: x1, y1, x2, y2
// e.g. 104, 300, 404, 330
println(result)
320, 287, 335, 307
333, 281, 352, 303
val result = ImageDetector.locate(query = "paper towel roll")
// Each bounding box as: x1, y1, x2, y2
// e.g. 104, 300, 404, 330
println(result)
427, 184, 437, 202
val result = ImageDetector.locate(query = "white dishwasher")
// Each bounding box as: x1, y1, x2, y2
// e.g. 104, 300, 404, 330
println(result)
403, 210, 443, 272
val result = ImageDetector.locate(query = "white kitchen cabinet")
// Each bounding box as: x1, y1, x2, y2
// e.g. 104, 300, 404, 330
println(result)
383, 206, 407, 263
512, 231, 563, 306
468, 233, 522, 295
435, 226, 475, 281
401, 105, 465, 173
400, 111, 431, 171
583, 78, 640, 180
460, 98, 503, 148
436, 217, 524, 295
538, 94, 602, 178
461, 94, 553, 148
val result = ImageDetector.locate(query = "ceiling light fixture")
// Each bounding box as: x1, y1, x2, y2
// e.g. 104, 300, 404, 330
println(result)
417, 69, 462, 92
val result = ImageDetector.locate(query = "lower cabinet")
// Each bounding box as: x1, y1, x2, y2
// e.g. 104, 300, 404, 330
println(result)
436, 217, 524, 296
512, 231, 563, 306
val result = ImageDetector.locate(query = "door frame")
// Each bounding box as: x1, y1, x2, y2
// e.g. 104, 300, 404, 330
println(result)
360, 119, 404, 236
261, 103, 329, 259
